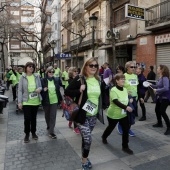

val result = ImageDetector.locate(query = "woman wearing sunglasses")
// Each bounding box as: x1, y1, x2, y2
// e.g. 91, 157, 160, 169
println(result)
18, 62, 42, 143
41, 66, 62, 139
65, 58, 103, 170
117, 61, 138, 137
67, 67, 80, 134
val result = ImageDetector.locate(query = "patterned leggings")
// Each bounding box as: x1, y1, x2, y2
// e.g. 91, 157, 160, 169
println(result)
77, 116, 97, 158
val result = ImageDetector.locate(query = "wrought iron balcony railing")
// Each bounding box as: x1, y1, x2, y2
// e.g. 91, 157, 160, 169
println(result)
62, 15, 72, 27
145, 0, 170, 30
72, 2, 84, 20
70, 30, 102, 50
84, 0, 98, 10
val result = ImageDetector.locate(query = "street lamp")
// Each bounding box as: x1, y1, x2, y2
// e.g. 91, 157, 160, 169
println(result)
50, 40, 56, 65
89, 14, 98, 57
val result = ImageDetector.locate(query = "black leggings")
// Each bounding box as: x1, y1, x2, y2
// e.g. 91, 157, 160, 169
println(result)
137, 94, 146, 117
155, 99, 170, 127
102, 116, 130, 148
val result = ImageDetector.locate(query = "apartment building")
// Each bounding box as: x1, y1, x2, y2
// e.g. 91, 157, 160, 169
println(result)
61, 0, 108, 68
7, 0, 38, 66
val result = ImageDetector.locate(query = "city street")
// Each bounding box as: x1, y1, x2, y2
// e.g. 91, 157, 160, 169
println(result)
0, 89, 170, 170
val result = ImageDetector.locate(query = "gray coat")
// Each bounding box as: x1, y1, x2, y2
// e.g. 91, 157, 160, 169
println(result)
18, 73, 42, 104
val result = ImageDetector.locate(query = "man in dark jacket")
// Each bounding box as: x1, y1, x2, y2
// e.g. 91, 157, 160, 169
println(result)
144, 66, 156, 103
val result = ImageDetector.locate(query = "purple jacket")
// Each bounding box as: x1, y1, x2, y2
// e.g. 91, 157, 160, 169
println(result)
137, 73, 147, 98
151, 76, 170, 101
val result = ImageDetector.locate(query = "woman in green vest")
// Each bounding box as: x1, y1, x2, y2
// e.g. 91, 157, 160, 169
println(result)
41, 66, 62, 139
102, 73, 134, 155
18, 62, 42, 143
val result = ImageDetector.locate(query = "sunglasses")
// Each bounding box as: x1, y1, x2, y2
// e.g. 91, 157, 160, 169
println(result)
48, 71, 54, 73
88, 64, 99, 68
74, 71, 78, 72
130, 66, 136, 68
28, 65, 34, 68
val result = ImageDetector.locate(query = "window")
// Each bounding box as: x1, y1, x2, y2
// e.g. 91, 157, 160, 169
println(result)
55, 6, 58, 12
114, 6, 129, 26
47, 0, 52, 6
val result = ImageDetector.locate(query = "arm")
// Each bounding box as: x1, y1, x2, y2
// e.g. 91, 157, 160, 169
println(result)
113, 99, 127, 110
156, 77, 169, 94
65, 76, 82, 97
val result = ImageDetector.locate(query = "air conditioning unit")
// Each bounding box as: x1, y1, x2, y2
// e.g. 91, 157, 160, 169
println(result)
106, 29, 112, 39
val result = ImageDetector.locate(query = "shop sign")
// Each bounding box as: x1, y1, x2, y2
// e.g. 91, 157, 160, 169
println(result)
155, 34, 170, 44
125, 4, 145, 20
56, 53, 72, 59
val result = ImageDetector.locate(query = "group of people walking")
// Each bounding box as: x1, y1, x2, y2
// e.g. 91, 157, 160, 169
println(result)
4, 57, 170, 170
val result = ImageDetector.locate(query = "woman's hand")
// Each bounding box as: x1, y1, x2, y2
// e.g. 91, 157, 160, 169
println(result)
153, 89, 157, 93
129, 98, 133, 103
126, 106, 133, 112
18, 103, 22, 110
140, 98, 144, 103
44, 87, 48, 91
80, 85, 85, 93
35, 88, 41, 93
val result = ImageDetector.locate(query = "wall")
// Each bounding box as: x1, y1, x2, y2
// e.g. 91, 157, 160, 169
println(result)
136, 35, 156, 76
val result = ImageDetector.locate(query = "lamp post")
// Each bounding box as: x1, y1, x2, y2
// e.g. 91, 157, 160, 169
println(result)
38, 50, 42, 67
50, 40, 56, 65
89, 14, 98, 57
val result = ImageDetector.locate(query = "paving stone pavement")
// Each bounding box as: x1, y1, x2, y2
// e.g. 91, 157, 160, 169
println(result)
1, 90, 170, 170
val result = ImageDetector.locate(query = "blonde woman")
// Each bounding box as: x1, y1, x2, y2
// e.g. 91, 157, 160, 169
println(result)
65, 58, 103, 170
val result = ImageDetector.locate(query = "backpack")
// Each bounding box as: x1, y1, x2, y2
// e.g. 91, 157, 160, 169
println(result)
6, 73, 11, 79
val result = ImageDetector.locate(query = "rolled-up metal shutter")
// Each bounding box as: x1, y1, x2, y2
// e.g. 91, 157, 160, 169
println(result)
157, 44, 170, 69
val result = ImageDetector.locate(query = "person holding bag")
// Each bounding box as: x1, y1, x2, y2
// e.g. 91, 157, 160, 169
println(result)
65, 57, 103, 170
150, 65, 170, 135
41, 66, 62, 139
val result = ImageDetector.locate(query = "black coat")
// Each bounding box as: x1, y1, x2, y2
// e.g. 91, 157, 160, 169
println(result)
41, 77, 62, 106
65, 75, 104, 124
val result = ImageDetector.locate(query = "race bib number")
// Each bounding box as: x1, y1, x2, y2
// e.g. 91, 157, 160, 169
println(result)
82, 100, 97, 115
122, 109, 127, 115
129, 79, 137, 86
29, 92, 38, 99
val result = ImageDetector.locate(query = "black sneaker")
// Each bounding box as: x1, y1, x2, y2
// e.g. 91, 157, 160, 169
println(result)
24, 135, 30, 143
152, 123, 163, 128
164, 128, 170, 135
49, 133, 57, 139
122, 147, 134, 155
32, 133, 38, 140
101, 136, 108, 144
139, 117, 146, 121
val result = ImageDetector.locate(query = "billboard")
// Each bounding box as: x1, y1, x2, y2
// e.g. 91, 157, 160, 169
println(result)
125, 4, 145, 20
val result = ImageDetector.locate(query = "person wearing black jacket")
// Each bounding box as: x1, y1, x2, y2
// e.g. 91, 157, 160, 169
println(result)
41, 66, 62, 139
136, 67, 147, 121
65, 58, 104, 170
144, 66, 156, 102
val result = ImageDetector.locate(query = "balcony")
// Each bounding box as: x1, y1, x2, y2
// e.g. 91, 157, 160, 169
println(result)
62, 15, 72, 27
145, 0, 170, 31
70, 30, 102, 50
72, 3, 84, 20
84, 0, 98, 10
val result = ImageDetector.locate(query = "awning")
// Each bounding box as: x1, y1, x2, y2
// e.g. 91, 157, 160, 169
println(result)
98, 40, 137, 50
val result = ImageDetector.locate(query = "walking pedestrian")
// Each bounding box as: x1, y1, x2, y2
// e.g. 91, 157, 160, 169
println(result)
116, 65, 125, 74
18, 62, 42, 143
136, 67, 147, 121
65, 57, 103, 170
144, 66, 156, 103
151, 65, 170, 135
67, 67, 80, 134
54, 63, 61, 78
9, 66, 18, 101
102, 73, 133, 155
62, 66, 69, 91
41, 66, 62, 139
117, 61, 138, 137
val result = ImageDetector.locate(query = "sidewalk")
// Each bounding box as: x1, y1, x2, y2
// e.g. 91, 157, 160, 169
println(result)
0, 89, 170, 170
